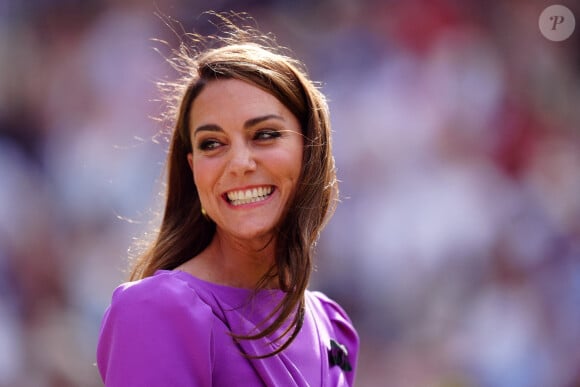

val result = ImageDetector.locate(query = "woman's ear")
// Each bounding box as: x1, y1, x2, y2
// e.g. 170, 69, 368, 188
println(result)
187, 153, 194, 172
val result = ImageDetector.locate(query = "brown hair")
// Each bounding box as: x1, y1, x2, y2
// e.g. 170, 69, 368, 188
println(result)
129, 13, 338, 357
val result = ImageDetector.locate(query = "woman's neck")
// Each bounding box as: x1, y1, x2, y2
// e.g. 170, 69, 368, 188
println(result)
176, 232, 278, 289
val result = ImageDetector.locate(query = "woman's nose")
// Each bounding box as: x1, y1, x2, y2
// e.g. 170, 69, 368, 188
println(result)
227, 143, 257, 175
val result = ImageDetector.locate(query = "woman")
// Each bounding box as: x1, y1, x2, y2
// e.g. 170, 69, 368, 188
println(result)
97, 14, 359, 386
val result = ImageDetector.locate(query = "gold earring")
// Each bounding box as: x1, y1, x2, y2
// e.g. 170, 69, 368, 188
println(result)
201, 207, 208, 219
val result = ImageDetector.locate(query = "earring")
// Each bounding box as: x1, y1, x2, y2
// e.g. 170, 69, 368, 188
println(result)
201, 207, 209, 219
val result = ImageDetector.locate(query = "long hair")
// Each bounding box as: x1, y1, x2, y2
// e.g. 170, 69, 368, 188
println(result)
129, 13, 338, 357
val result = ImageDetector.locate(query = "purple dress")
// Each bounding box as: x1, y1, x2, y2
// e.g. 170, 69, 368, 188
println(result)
97, 270, 359, 386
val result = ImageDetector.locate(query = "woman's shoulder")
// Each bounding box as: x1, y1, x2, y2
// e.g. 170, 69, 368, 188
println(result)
97, 270, 215, 385
306, 291, 359, 350
306, 290, 359, 381
107, 270, 213, 317
306, 290, 354, 326
306, 290, 359, 347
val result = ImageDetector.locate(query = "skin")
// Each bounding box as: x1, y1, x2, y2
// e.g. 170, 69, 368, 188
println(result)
176, 79, 304, 288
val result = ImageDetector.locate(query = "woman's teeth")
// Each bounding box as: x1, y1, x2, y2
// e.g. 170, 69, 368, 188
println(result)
226, 186, 273, 206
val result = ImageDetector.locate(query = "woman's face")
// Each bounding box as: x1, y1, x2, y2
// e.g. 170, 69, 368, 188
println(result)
187, 78, 303, 243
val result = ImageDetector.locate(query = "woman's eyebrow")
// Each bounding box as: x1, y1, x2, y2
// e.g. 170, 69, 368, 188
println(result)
193, 124, 223, 136
193, 114, 284, 136
244, 114, 284, 129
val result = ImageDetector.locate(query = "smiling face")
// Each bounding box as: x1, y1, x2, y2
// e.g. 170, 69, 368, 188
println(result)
187, 78, 303, 245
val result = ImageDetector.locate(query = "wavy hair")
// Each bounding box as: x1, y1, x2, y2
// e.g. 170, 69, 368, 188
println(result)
129, 13, 338, 357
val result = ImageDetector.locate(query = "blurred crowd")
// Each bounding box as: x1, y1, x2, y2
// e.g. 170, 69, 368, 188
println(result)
1, 0, 579, 386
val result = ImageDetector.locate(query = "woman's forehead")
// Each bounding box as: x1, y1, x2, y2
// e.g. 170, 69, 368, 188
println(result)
189, 79, 297, 130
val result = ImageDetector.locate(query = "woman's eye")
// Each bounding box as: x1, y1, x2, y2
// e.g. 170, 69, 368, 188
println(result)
255, 129, 281, 141
198, 139, 222, 151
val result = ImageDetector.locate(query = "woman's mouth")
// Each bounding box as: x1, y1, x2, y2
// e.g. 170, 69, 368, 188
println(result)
225, 186, 274, 206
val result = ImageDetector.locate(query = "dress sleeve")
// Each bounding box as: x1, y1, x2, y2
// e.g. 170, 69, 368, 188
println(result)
96, 274, 214, 386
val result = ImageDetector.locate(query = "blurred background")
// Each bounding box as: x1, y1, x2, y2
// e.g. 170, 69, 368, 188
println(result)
1, 0, 579, 386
